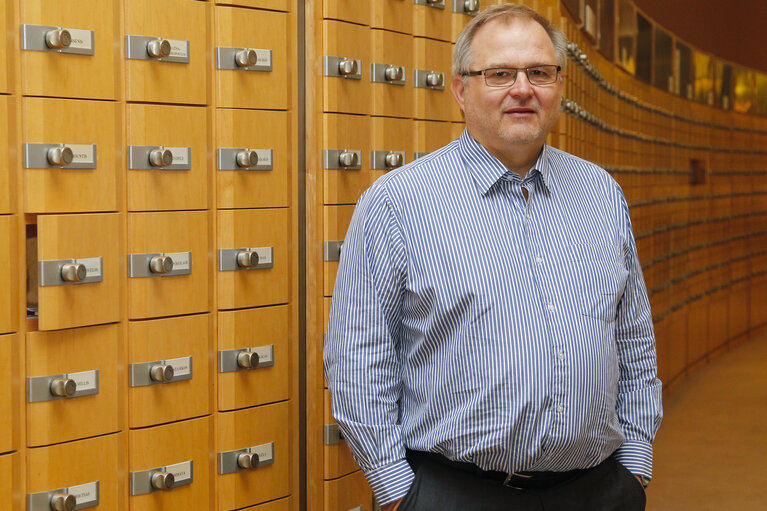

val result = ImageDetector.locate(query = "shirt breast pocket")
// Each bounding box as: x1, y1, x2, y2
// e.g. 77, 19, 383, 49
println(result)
569, 243, 629, 323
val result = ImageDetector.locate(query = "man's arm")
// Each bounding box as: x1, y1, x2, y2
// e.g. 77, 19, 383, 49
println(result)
612, 191, 663, 481
323, 184, 414, 505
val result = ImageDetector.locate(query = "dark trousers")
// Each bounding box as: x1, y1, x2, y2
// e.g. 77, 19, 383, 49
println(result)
399, 451, 646, 511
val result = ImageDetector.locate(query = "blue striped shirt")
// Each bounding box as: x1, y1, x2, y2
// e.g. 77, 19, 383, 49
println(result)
324, 130, 663, 505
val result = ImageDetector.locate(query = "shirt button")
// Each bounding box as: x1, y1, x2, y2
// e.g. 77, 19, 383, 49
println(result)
547, 303, 555, 312
557, 405, 564, 413
525, 213, 531, 220
535, 256, 543, 264
558, 351, 564, 360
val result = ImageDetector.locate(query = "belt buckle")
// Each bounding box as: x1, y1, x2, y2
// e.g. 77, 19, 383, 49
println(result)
502, 472, 533, 490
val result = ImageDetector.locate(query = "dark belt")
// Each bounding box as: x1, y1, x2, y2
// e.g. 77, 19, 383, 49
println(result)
406, 449, 588, 490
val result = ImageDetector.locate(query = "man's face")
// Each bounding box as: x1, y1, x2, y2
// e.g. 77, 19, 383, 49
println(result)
452, 17, 563, 162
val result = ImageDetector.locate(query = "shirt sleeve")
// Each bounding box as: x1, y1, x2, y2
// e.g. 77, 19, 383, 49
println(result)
323, 183, 413, 505
612, 188, 664, 480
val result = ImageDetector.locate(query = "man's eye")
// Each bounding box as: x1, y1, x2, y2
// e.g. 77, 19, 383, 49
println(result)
491, 70, 511, 78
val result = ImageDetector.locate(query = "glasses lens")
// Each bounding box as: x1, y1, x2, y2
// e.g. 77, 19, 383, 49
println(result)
485, 68, 517, 87
527, 65, 558, 85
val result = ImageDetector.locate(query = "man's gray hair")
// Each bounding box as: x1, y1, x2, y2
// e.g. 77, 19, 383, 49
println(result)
453, 3, 568, 77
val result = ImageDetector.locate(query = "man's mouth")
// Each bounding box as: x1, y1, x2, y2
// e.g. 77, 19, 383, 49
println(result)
504, 107, 536, 116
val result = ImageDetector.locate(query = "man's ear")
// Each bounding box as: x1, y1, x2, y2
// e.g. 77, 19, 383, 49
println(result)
451, 74, 466, 112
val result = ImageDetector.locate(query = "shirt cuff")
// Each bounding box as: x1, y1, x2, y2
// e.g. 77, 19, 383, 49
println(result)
364, 459, 415, 506
613, 440, 654, 479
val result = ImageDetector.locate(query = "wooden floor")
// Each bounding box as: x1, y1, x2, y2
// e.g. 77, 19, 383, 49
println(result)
646, 333, 767, 510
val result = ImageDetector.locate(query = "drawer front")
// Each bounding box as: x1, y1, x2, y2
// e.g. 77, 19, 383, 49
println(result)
216, 402, 291, 510
370, 30, 414, 119
218, 0, 290, 11
215, 7, 289, 110
451, 2, 481, 42
125, 0, 208, 105
323, 205, 355, 297
371, 116, 414, 177
324, 470, 373, 511
412, 38, 452, 121
241, 497, 292, 511
26, 324, 120, 446
23, 98, 120, 213
323, 20, 370, 115
371, 0, 413, 34
27, 433, 124, 511
414, 119, 453, 159
20, 0, 118, 99
216, 109, 290, 209
217, 305, 290, 411
128, 314, 212, 428
0, 452, 21, 511
412, 0, 451, 42
129, 416, 213, 511
324, 0, 370, 25
217, 209, 290, 310
323, 389, 361, 479
0, 97, 11, 213
323, 114, 372, 206
0, 334, 19, 453
0, 5, 8, 93
0, 216, 18, 334
36, 213, 122, 331
127, 211, 211, 319
126, 104, 209, 212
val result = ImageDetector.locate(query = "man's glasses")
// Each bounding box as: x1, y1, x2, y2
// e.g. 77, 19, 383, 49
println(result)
462, 65, 561, 87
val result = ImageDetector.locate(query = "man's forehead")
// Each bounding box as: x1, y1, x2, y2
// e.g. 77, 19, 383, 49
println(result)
472, 17, 556, 61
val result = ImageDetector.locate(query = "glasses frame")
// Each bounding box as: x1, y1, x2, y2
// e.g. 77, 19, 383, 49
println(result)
462, 65, 562, 88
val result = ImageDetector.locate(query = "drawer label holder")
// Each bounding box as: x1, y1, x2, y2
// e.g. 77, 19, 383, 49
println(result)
131, 460, 194, 496
324, 423, 345, 445
218, 345, 274, 373
28, 481, 100, 511
28, 369, 100, 403
216, 47, 273, 71
128, 146, 191, 170
129, 356, 193, 387
24, 143, 98, 169
126, 35, 190, 63
39, 257, 103, 287
217, 148, 274, 171
21, 25, 95, 55
218, 247, 274, 271
129, 252, 192, 278
218, 442, 275, 475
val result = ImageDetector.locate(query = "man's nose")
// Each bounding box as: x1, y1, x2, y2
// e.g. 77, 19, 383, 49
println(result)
508, 70, 534, 97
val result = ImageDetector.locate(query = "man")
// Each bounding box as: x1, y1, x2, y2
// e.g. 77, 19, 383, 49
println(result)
324, 4, 662, 510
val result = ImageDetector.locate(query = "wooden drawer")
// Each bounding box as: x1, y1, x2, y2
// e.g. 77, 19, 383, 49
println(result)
125, 0, 208, 105
26, 324, 121, 447
128, 314, 212, 428
126, 104, 209, 212
323, 114, 372, 206
323, 389, 360, 479
27, 433, 124, 511
323, 20, 370, 115
0, 216, 18, 334
129, 416, 213, 511
217, 209, 290, 310
214, 7, 289, 110
217, 306, 290, 411
35, 213, 122, 331
324, 470, 373, 511
216, 402, 291, 510
216, 109, 290, 209
323, 205, 354, 297
0, 334, 19, 453
20, 0, 119, 99
127, 211, 211, 319
23, 98, 120, 214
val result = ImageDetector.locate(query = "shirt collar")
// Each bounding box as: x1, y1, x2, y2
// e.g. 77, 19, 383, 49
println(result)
458, 129, 555, 196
